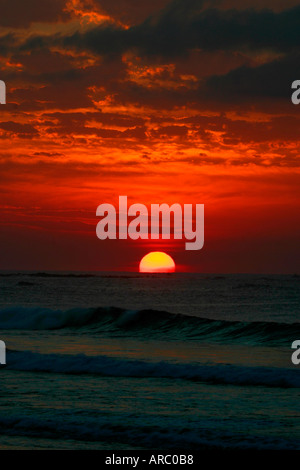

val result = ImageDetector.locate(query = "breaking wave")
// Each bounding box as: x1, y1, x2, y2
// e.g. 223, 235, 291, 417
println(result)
4, 350, 300, 388
0, 305, 299, 345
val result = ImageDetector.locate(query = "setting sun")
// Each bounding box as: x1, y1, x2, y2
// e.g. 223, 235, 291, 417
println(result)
139, 252, 176, 273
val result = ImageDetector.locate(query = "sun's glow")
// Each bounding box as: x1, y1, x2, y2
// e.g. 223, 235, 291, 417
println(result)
139, 252, 176, 273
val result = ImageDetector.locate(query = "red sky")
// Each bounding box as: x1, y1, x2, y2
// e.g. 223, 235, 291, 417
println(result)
0, 0, 300, 273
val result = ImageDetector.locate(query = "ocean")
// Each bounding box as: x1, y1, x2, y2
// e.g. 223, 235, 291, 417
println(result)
0, 272, 299, 450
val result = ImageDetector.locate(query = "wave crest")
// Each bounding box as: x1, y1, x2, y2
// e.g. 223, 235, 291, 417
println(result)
0, 306, 299, 345
4, 350, 300, 389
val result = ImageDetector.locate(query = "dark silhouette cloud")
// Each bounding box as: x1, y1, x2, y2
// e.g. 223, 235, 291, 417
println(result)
0, 0, 69, 28
206, 53, 300, 101
56, 3, 300, 57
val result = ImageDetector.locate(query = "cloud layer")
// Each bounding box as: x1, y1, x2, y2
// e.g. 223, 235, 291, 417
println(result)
0, 0, 299, 271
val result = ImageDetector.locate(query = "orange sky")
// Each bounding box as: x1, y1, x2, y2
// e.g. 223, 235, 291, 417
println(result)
0, 0, 300, 272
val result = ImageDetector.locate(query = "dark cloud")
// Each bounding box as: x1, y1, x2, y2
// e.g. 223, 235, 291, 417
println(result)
133, 1, 300, 55
2, 0, 300, 144
0, 121, 39, 137
0, 158, 151, 185
93, 0, 171, 25
177, 155, 224, 165
0, 0, 69, 28
150, 125, 189, 138
215, 0, 300, 11
17, 2, 300, 60
0, 33, 18, 56
32, 152, 64, 157
180, 113, 300, 143
206, 53, 300, 102
42, 111, 145, 128
57, 3, 300, 58
8, 0, 299, 110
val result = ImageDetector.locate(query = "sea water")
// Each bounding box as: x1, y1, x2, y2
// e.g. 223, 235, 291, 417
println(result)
0, 272, 299, 450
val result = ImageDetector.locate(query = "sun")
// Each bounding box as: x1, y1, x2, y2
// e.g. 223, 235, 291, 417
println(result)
139, 251, 176, 273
